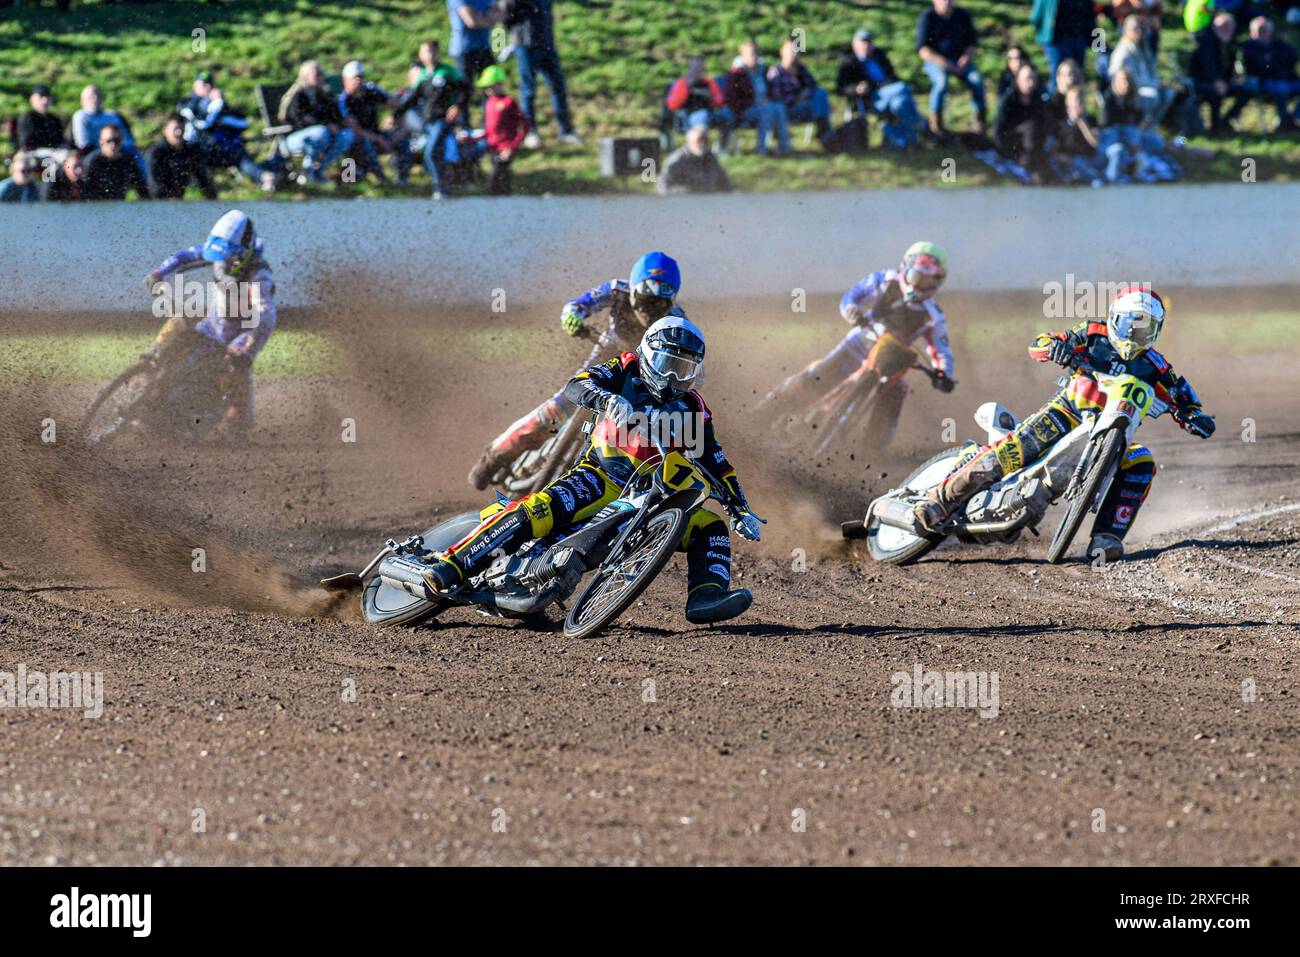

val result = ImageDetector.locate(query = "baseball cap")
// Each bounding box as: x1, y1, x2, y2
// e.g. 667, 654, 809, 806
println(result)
31, 84, 52, 97
342, 60, 366, 79
853, 28, 874, 42
476, 64, 508, 88
195, 70, 215, 84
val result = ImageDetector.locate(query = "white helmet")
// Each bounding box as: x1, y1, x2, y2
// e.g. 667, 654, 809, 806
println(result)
636, 316, 705, 400
201, 209, 259, 276
1107, 286, 1165, 360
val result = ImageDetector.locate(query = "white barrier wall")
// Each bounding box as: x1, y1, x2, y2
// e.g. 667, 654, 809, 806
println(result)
3, 184, 1297, 311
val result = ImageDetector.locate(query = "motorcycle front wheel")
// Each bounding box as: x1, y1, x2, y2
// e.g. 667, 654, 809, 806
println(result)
1046, 427, 1126, 564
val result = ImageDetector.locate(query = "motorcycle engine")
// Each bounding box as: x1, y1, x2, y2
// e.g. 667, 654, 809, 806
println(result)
963, 478, 1051, 526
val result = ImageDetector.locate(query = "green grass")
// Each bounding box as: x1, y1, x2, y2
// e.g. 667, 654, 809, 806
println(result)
3, 0, 1298, 198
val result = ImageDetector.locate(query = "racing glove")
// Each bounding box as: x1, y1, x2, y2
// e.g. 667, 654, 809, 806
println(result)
604, 393, 635, 430
931, 370, 955, 393
144, 269, 164, 291
733, 510, 765, 543
1046, 337, 1076, 367
1175, 407, 1215, 439
560, 308, 585, 336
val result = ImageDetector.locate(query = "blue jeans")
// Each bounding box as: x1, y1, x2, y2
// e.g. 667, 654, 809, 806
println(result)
285, 125, 356, 178
785, 87, 830, 124
420, 118, 454, 194
740, 101, 790, 154
515, 43, 574, 135
870, 81, 923, 148
1042, 38, 1089, 93
1098, 125, 1165, 182
1260, 78, 1300, 120
922, 61, 986, 120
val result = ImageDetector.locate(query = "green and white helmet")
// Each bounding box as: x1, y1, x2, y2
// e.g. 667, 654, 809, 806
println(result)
898, 241, 949, 303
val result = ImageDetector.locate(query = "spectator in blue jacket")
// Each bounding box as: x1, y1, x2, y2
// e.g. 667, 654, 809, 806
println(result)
1030, 0, 1097, 92
504, 0, 581, 148
447, 0, 502, 119
916, 0, 987, 135
0, 154, 41, 203
836, 28, 924, 149
1242, 16, 1300, 129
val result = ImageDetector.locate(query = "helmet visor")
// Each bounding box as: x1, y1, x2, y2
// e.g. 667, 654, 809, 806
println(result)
633, 294, 674, 321
646, 346, 702, 387
903, 266, 944, 295
1110, 310, 1160, 354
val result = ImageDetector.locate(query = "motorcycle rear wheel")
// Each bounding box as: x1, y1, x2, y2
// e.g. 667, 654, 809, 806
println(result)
79, 361, 158, 447
864, 446, 969, 565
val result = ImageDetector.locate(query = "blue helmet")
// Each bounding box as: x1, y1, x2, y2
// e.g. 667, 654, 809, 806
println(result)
202, 209, 259, 277
629, 251, 681, 323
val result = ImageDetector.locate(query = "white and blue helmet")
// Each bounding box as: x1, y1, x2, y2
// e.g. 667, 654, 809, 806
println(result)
202, 209, 259, 275
636, 316, 705, 400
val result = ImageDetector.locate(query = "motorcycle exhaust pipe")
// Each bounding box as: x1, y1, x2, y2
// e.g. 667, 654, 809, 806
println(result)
872, 498, 921, 534
378, 556, 434, 599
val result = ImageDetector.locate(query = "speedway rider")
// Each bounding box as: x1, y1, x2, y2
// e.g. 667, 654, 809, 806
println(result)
427, 317, 765, 625
914, 286, 1216, 561
467, 250, 688, 489
143, 209, 277, 435
762, 241, 956, 450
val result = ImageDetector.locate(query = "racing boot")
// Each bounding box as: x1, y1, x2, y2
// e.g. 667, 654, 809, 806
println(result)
913, 444, 1005, 534
419, 553, 464, 595
1088, 533, 1124, 563
685, 585, 754, 625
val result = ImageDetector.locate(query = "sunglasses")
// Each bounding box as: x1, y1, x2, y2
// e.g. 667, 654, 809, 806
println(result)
102, 137, 122, 144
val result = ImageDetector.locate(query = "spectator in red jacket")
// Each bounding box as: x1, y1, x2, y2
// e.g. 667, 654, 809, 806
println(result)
469, 65, 529, 194
665, 57, 729, 137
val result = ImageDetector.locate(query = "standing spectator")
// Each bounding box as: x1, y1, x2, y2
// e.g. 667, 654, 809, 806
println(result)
279, 60, 357, 185
916, 0, 987, 135
666, 57, 730, 139
0, 155, 41, 203
994, 63, 1052, 182
657, 125, 733, 195
41, 154, 87, 202
339, 60, 412, 183
415, 39, 471, 199
767, 38, 833, 147
18, 85, 67, 159
1190, 13, 1253, 134
1109, 15, 1177, 128
836, 28, 924, 150
447, 0, 501, 117
178, 71, 274, 192
1031, 0, 1096, 92
997, 46, 1033, 98
472, 64, 528, 194
146, 114, 217, 200
83, 125, 150, 200
504, 0, 580, 148
1052, 87, 1106, 182
726, 39, 791, 156
1242, 16, 1300, 130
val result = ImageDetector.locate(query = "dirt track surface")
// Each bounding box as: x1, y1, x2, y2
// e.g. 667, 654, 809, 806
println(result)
1, 297, 1297, 865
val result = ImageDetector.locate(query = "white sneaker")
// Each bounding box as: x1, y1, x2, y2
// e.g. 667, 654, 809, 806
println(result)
523, 132, 542, 150
558, 132, 583, 146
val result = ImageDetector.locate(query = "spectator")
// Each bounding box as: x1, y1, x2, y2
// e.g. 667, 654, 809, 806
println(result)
0, 154, 41, 203
997, 45, 1032, 98
1190, 13, 1253, 134
339, 60, 412, 183
503, 0, 580, 148
1047, 58, 1085, 123
665, 57, 730, 140
466, 64, 528, 194
1242, 16, 1300, 130
1112, 1, 1165, 54
1099, 67, 1173, 182
917, 0, 987, 135
1030, 0, 1097, 90
71, 85, 136, 153
994, 63, 1052, 182
84, 124, 150, 200
414, 38, 471, 199
447, 0, 501, 116
178, 70, 275, 192
280, 60, 357, 185
41, 153, 87, 202
17, 85, 67, 159
657, 125, 733, 195
767, 38, 833, 148
1184, 0, 1214, 34
146, 113, 217, 200
836, 28, 924, 149
1109, 15, 1176, 128
1052, 86, 1105, 182
726, 39, 791, 156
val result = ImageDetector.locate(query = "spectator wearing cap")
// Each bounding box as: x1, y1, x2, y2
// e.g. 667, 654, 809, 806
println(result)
726, 39, 791, 157
503, 0, 580, 148
84, 123, 150, 200
657, 125, 733, 195
1030, 0, 1096, 92
279, 60, 357, 185
18, 85, 68, 160
339, 60, 413, 184
0, 154, 41, 203
1189, 13, 1252, 134
767, 38, 833, 147
1242, 16, 1300, 130
447, 0, 502, 119
917, 0, 987, 135
146, 113, 217, 199
836, 28, 924, 149
41, 153, 87, 202
414, 39, 471, 198
464, 64, 529, 194
179, 70, 275, 191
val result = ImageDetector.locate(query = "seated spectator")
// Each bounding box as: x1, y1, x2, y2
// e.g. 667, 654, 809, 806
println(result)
279, 60, 357, 185
84, 124, 150, 200
997, 46, 1032, 98
71, 84, 147, 177
1109, 15, 1177, 128
917, 0, 987, 135
339, 60, 412, 184
178, 70, 275, 192
1047, 57, 1085, 122
469, 64, 528, 195
994, 63, 1052, 182
665, 57, 730, 138
1051, 86, 1105, 182
41, 153, 87, 203
836, 28, 924, 150
18, 85, 67, 160
413, 38, 470, 199
146, 113, 217, 199
657, 124, 733, 195
1190, 13, 1252, 134
836, 28, 924, 149
726, 40, 791, 156
767, 38, 833, 147
0, 154, 41, 203
1242, 16, 1300, 130
1112, 1, 1165, 54
1031, 0, 1096, 89
1099, 68, 1177, 182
